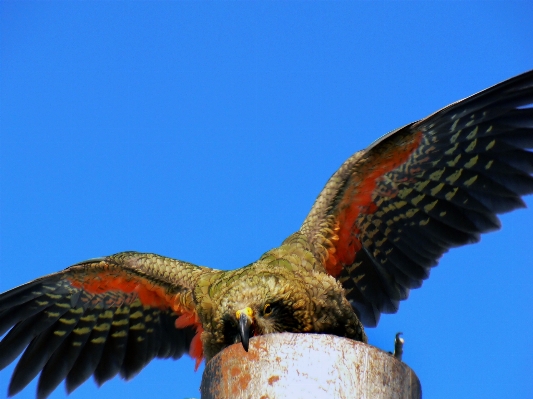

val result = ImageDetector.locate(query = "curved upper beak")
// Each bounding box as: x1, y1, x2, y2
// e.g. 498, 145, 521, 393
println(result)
236, 307, 254, 351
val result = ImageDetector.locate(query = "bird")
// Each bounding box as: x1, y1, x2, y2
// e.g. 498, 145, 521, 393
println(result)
1, 69, 533, 399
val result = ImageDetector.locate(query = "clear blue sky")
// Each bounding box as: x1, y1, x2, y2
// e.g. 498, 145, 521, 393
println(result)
1, 2, 532, 399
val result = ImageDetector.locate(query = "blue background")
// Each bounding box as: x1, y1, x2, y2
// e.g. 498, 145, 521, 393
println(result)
1, 2, 532, 398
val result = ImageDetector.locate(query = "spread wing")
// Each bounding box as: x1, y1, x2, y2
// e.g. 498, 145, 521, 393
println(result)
0, 252, 211, 399
300, 70, 533, 327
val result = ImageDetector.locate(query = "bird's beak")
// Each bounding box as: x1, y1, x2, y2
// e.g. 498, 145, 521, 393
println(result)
236, 307, 254, 352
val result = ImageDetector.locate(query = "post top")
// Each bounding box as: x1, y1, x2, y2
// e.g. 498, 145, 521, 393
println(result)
201, 333, 421, 399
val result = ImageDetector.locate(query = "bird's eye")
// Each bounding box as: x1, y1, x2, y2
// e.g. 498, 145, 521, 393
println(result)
263, 303, 272, 316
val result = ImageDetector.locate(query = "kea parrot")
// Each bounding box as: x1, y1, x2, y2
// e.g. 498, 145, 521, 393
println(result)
1, 70, 533, 398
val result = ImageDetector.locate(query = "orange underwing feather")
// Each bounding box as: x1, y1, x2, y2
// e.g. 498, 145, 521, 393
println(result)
68, 273, 173, 309
175, 312, 205, 369
69, 270, 206, 368
325, 131, 423, 277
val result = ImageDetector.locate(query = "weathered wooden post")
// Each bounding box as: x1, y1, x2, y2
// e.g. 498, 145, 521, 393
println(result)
200, 333, 421, 399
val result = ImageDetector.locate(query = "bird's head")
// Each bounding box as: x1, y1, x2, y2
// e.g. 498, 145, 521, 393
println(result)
198, 268, 314, 358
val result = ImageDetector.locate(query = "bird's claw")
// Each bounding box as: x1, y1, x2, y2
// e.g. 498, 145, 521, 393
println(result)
392, 332, 404, 361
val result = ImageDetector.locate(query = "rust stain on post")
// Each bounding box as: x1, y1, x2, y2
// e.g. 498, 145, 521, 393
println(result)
267, 375, 280, 385
200, 333, 421, 399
